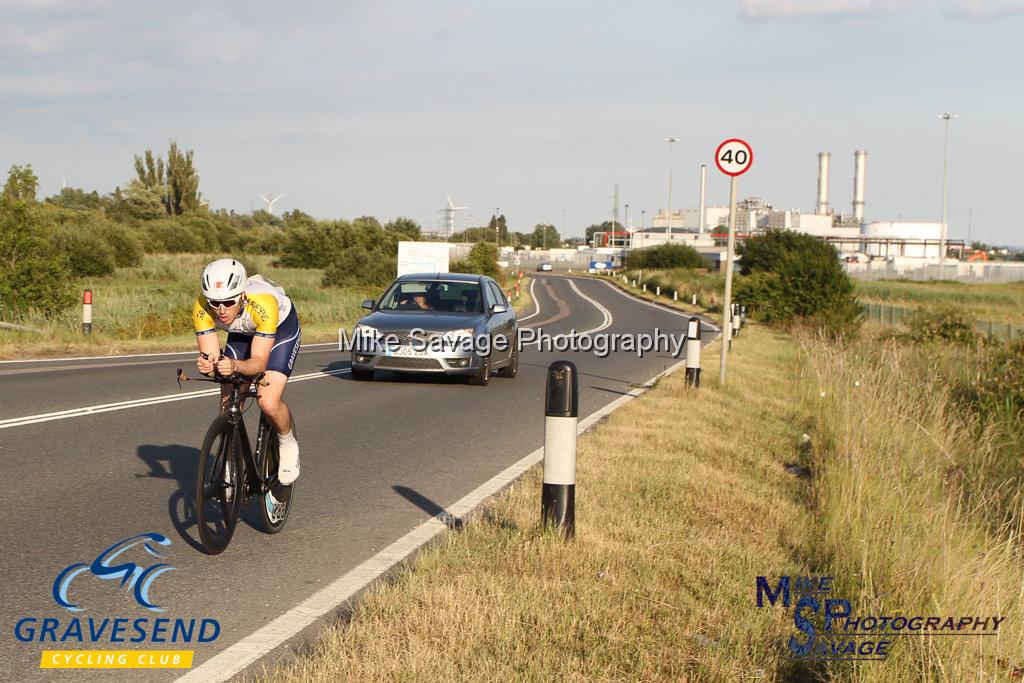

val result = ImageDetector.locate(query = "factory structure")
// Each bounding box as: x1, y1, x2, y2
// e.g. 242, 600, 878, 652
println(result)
625, 150, 958, 263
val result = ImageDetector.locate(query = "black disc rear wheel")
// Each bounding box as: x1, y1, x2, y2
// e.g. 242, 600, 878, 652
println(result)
195, 416, 242, 555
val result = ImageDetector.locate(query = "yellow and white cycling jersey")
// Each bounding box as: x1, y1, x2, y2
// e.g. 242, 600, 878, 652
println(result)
192, 275, 293, 338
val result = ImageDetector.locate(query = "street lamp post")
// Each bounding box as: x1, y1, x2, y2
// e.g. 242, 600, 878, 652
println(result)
665, 137, 679, 242
939, 113, 957, 269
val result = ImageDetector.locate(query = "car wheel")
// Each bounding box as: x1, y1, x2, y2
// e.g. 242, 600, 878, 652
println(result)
351, 367, 374, 381
468, 355, 490, 386
496, 346, 518, 378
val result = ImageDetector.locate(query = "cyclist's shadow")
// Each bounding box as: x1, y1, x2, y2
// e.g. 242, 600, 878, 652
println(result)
136, 444, 205, 553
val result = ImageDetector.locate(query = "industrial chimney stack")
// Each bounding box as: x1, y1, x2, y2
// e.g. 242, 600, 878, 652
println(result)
816, 152, 831, 216
853, 150, 867, 225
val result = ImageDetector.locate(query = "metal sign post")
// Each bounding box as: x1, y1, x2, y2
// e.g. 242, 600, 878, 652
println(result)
714, 138, 754, 384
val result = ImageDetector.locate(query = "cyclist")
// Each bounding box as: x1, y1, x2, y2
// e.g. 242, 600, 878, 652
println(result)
193, 259, 301, 485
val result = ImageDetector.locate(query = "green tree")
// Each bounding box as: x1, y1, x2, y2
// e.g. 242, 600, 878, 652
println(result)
3, 165, 39, 202
132, 141, 201, 216
530, 223, 560, 249
45, 187, 104, 211
734, 229, 862, 338
385, 217, 422, 241
0, 199, 74, 318
451, 241, 500, 277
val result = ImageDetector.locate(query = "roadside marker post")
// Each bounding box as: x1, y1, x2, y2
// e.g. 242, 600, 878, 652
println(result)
732, 305, 741, 338
82, 289, 93, 334
685, 317, 701, 388
642, 284, 647, 293
740, 304, 747, 327
692, 293, 697, 306
673, 291, 678, 302
543, 360, 578, 539
715, 137, 754, 384
656, 286, 661, 297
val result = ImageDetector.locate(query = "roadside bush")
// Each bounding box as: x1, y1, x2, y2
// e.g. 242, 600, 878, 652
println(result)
0, 199, 75, 318
144, 218, 210, 253
280, 221, 349, 268
450, 242, 499, 277
53, 226, 117, 276
908, 307, 977, 344
625, 243, 705, 270
322, 244, 396, 288
734, 230, 862, 339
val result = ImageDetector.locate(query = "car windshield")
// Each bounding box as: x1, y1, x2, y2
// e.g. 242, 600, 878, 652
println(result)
378, 281, 482, 313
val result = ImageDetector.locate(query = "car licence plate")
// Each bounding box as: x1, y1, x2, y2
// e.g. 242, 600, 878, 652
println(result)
386, 346, 430, 357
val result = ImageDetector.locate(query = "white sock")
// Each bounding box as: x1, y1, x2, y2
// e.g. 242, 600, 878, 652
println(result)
277, 430, 300, 485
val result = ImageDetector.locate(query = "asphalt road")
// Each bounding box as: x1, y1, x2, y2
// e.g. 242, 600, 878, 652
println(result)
0, 275, 717, 680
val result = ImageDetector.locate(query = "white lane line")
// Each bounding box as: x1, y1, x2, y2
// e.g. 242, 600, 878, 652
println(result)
176, 355, 689, 683
564, 278, 613, 336
0, 368, 351, 430
594, 278, 721, 333
0, 342, 338, 365
517, 279, 541, 323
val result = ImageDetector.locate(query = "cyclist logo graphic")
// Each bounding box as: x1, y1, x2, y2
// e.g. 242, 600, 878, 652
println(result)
52, 533, 176, 613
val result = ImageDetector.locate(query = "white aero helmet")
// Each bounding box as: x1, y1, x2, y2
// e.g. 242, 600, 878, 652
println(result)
201, 259, 248, 300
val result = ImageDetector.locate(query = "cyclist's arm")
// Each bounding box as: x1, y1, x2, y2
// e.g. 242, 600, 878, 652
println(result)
193, 297, 220, 371
230, 335, 273, 376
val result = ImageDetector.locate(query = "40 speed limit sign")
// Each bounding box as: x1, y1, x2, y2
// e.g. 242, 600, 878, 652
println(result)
715, 138, 754, 177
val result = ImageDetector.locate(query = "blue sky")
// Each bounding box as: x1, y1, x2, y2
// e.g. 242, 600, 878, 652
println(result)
1, 0, 1020, 242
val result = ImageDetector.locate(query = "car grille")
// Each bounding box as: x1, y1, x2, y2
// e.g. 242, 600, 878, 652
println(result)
380, 330, 445, 344
377, 356, 442, 370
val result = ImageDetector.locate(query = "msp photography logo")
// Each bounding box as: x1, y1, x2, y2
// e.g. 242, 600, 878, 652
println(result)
756, 575, 1005, 661
13, 532, 221, 670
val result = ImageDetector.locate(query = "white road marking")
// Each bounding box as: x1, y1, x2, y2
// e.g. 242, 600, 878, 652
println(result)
517, 279, 541, 323
0, 368, 351, 430
0, 342, 338, 365
176, 354, 691, 683
564, 278, 613, 336
594, 278, 721, 333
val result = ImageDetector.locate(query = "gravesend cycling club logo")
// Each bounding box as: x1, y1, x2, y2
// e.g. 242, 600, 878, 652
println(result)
13, 532, 221, 670
53, 532, 175, 612
756, 575, 1005, 661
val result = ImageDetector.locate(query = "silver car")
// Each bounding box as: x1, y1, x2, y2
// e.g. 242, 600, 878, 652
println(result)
349, 273, 519, 386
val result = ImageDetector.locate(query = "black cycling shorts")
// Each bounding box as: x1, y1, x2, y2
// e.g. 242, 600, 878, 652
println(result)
225, 307, 301, 377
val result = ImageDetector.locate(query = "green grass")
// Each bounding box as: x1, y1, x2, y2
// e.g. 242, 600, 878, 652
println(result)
258, 318, 1024, 680
855, 279, 1024, 324
0, 253, 378, 359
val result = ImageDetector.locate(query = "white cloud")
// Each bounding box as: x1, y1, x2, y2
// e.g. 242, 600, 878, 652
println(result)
738, 0, 915, 17
953, 0, 1024, 17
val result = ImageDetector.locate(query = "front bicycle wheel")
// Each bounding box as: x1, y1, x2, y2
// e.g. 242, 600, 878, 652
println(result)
195, 415, 242, 554
257, 416, 294, 534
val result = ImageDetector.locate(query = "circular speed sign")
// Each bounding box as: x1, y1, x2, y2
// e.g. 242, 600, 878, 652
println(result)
715, 138, 754, 177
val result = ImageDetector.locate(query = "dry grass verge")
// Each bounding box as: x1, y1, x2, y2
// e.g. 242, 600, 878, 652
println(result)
260, 326, 816, 681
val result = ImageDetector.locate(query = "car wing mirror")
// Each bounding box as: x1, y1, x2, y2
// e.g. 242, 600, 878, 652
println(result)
361, 299, 375, 310
491, 304, 508, 315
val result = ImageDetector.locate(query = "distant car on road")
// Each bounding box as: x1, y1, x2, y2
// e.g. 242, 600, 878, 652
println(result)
350, 273, 519, 386
536, 262, 553, 272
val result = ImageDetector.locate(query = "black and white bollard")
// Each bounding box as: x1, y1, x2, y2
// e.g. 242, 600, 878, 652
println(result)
656, 286, 661, 297
543, 360, 578, 539
673, 291, 678, 302
642, 283, 647, 293
731, 304, 741, 338
740, 305, 747, 327
82, 289, 93, 334
692, 293, 697, 306
684, 317, 701, 388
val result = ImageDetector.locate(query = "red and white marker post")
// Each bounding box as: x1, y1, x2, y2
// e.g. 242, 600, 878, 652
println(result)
82, 289, 93, 334
714, 138, 754, 384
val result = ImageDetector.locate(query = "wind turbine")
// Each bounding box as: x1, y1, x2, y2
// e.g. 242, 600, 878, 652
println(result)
440, 193, 468, 239
259, 193, 284, 214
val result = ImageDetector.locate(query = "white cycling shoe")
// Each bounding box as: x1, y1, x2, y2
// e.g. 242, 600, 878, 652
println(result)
277, 431, 300, 485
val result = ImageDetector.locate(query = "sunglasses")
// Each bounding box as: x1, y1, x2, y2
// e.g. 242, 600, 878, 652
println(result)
207, 296, 241, 309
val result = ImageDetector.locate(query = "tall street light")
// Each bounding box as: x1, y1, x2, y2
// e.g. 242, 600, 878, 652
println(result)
665, 137, 679, 241
939, 113, 957, 267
